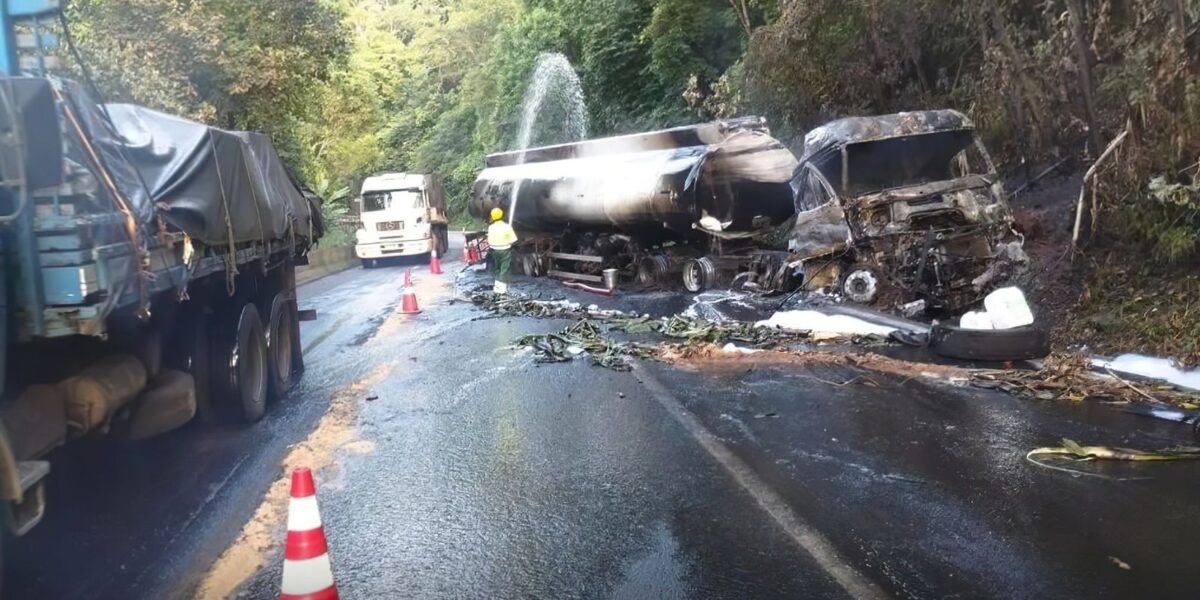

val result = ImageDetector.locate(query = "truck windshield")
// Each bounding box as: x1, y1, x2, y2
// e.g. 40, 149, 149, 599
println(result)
363, 190, 424, 212
842, 130, 978, 195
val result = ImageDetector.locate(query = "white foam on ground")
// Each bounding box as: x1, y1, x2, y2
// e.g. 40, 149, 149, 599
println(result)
756, 310, 897, 337
683, 291, 756, 322
1093, 354, 1200, 391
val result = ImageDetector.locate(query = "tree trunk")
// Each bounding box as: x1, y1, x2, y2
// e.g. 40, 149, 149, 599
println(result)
1065, 0, 1102, 157
728, 0, 752, 36
981, 0, 1034, 175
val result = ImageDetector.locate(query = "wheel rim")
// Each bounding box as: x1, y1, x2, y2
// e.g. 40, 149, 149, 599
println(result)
683, 259, 711, 292
843, 270, 879, 303
638, 256, 667, 285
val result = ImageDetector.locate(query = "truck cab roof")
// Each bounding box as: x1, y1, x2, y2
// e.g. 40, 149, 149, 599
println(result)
361, 173, 430, 193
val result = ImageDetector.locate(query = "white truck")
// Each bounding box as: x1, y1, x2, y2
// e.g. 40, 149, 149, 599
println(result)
354, 173, 450, 268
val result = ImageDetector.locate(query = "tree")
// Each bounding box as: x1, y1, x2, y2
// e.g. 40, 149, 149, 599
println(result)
66, 0, 347, 172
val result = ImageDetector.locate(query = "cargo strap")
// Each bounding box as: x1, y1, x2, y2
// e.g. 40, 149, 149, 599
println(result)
207, 130, 240, 296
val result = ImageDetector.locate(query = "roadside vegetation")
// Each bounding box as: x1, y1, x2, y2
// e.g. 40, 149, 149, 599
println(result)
62, 0, 1198, 359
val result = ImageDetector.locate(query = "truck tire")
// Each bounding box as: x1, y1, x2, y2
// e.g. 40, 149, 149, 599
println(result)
212, 303, 269, 423
266, 293, 296, 401
929, 323, 1050, 362
683, 257, 717, 293
164, 312, 216, 423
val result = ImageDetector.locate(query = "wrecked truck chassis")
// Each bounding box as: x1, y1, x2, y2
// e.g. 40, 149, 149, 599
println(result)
789, 113, 1022, 311
503, 232, 795, 294
849, 179, 1010, 306
796, 188, 1012, 310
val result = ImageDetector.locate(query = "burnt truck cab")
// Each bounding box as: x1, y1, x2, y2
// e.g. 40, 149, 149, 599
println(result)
789, 110, 1026, 312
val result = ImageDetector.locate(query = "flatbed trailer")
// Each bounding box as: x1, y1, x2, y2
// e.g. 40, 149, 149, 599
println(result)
0, 70, 321, 574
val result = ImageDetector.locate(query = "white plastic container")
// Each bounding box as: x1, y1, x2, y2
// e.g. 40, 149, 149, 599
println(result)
959, 310, 995, 330
983, 287, 1035, 330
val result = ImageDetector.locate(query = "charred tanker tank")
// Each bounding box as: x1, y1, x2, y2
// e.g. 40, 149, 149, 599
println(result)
469, 117, 799, 291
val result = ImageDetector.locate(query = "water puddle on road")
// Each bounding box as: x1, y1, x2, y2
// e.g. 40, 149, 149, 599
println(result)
193, 363, 391, 600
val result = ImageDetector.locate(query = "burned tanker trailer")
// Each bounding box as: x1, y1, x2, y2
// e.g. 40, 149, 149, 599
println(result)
469, 117, 799, 292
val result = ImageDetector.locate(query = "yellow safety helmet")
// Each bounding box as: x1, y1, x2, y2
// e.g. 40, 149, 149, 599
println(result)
490, 207, 504, 222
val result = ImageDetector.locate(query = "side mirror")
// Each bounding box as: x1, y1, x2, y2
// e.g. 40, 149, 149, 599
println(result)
354, 197, 363, 214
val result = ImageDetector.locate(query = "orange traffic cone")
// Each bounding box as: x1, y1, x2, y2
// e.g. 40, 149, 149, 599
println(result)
403, 268, 413, 288
280, 468, 339, 600
429, 249, 443, 275
400, 286, 422, 314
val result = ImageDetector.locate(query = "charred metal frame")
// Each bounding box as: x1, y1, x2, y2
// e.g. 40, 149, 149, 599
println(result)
794, 115, 1018, 310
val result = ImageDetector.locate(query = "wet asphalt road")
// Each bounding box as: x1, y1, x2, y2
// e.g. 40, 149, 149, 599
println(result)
8, 247, 1200, 599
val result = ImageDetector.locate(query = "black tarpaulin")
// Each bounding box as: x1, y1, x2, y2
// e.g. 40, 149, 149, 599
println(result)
95, 100, 315, 246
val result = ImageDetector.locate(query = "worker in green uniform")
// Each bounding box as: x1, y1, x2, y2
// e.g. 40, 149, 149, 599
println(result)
487, 207, 518, 294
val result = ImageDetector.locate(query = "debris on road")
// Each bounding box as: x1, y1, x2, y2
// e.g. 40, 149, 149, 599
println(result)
471, 291, 624, 320
1026, 438, 1200, 475
661, 343, 969, 384
929, 321, 1050, 361
563, 280, 615, 296
1092, 354, 1200, 392
516, 321, 655, 371
472, 289, 1200, 415
756, 310, 898, 338
955, 287, 1035, 331
649, 314, 820, 347
1029, 438, 1200, 462
971, 353, 1200, 407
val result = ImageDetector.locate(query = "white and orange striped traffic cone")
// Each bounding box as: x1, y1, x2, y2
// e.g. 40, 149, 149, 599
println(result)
429, 249, 443, 275
280, 467, 339, 600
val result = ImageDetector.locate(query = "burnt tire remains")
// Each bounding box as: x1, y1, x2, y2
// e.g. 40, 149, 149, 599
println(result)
637, 255, 670, 286
929, 323, 1050, 362
520, 253, 545, 278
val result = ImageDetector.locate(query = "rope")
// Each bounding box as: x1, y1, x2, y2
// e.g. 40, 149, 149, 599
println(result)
239, 145, 269, 272
207, 130, 239, 296
54, 85, 151, 318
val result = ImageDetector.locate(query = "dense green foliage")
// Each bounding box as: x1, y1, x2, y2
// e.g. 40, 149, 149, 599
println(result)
67, 0, 347, 168
67, 0, 1198, 260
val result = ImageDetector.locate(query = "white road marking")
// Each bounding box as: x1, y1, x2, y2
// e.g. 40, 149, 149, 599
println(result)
632, 363, 889, 600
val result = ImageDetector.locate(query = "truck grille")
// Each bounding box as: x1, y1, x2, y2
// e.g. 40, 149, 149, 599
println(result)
376, 221, 404, 231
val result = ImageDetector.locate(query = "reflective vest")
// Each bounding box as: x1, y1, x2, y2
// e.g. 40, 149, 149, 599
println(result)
487, 221, 518, 250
